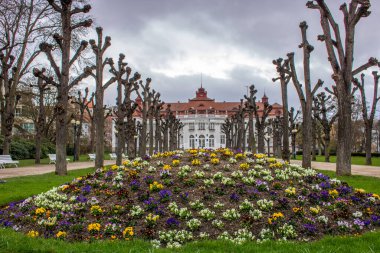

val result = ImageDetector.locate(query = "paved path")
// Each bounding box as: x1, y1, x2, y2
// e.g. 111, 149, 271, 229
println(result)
0, 159, 379, 179
0, 160, 115, 179
290, 160, 380, 178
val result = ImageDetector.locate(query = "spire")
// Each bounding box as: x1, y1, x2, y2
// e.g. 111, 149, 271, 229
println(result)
262, 92, 268, 103
201, 73, 203, 88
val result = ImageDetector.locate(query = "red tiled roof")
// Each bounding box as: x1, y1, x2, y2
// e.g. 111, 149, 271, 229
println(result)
161, 87, 283, 117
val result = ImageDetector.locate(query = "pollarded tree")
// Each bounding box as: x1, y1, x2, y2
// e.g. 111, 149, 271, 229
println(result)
109, 54, 141, 164
288, 21, 323, 169
149, 92, 162, 154
161, 106, 170, 152
70, 87, 93, 161
136, 78, 153, 157
221, 118, 233, 149
307, 0, 379, 175
273, 58, 291, 161
244, 85, 257, 153
252, 89, 273, 154
353, 72, 379, 165
29, 71, 57, 164
89, 27, 116, 168
33, 0, 93, 175
313, 92, 338, 162
234, 100, 246, 150
270, 115, 283, 158
152, 99, 164, 152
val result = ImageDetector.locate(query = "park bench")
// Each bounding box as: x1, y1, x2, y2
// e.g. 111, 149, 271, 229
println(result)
48, 154, 70, 164
109, 153, 127, 160
0, 155, 19, 168
88, 153, 96, 161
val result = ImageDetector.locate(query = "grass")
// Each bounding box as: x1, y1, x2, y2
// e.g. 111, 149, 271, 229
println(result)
0, 165, 380, 252
317, 170, 380, 194
0, 168, 96, 206
293, 155, 380, 167
13, 154, 112, 167
0, 227, 379, 253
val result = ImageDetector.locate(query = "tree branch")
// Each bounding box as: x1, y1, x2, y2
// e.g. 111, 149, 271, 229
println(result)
68, 66, 95, 90
352, 57, 378, 76
69, 40, 88, 67
39, 42, 60, 78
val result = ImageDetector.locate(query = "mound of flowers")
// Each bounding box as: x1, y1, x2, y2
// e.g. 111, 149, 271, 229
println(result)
0, 149, 379, 248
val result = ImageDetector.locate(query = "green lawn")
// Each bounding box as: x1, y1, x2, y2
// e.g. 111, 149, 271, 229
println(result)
294, 155, 380, 167
0, 167, 380, 252
14, 154, 112, 167
317, 170, 380, 194
0, 168, 96, 206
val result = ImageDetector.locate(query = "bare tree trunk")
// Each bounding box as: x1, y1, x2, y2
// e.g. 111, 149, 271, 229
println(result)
257, 127, 265, 153
279, 92, 288, 160
163, 128, 168, 152
324, 136, 331, 162
89, 121, 95, 152
155, 119, 161, 152
364, 125, 372, 165
311, 119, 317, 161
116, 120, 125, 166
149, 114, 154, 155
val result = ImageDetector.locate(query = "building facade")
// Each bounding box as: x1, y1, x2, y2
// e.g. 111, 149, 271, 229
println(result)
111, 86, 284, 151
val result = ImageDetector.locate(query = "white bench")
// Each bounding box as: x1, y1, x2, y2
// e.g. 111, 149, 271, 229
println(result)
88, 153, 96, 161
48, 154, 70, 164
109, 153, 127, 160
0, 155, 19, 168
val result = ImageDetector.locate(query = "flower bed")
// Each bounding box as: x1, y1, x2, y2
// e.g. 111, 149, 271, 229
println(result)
0, 149, 379, 248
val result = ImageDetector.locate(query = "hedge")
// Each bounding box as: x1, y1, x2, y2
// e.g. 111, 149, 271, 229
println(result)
0, 138, 55, 160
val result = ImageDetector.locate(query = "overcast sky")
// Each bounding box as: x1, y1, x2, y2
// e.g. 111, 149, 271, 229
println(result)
85, 0, 380, 111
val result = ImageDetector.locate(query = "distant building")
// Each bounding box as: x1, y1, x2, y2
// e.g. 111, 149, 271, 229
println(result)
111, 85, 284, 151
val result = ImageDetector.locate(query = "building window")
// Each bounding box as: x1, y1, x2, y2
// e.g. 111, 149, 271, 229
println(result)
198, 135, 205, 148
189, 135, 195, 148
220, 135, 226, 145
209, 123, 215, 130
189, 122, 195, 131
15, 107, 22, 117
199, 122, 205, 130
209, 135, 215, 148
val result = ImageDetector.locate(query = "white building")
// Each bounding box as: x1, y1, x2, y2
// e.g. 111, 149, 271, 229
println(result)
111, 86, 284, 151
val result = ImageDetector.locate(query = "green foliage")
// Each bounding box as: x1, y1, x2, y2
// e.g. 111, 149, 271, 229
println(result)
0, 137, 55, 160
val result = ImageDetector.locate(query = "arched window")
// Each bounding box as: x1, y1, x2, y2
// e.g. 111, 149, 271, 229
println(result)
209, 135, 215, 148
189, 135, 195, 148
198, 135, 205, 148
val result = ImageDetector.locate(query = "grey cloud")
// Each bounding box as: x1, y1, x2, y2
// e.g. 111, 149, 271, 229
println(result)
91, 0, 380, 111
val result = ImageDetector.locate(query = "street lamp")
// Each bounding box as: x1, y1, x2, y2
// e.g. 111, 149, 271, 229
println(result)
71, 119, 80, 161
291, 128, 298, 159
134, 135, 138, 158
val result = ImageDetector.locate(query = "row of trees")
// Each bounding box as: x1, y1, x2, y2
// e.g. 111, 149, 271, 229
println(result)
0, 0, 182, 175
290, 0, 379, 174
222, 1, 380, 175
